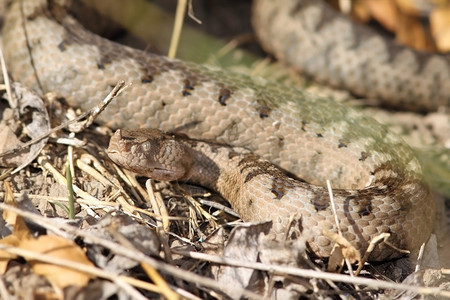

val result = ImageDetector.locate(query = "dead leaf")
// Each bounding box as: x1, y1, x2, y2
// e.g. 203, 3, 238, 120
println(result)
0, 235, 20, 274
350, 0, 439, 52
20, 234, 94, 289
396, 10, 436, 51
84, 214, 160, 272
214, 222, 274, 298
0, 215, 32, 274
322, 228, 361, 272
351, 0, 373, 23
431, 5, 450, 51
0, 124, 27, 167
367, 0, 399, 32
0, 208, 94, 289
12, 83, 51, 174
0, 83, 50, 172
210, 222, 312, 298
351, 0, 399, 31
396, 0, 422, 16
327, 244, 345, 273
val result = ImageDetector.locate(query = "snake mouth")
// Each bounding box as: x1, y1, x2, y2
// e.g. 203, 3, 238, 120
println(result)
106, 148, 118, 154
106, 145, 121, 160
106, 148, 119, 155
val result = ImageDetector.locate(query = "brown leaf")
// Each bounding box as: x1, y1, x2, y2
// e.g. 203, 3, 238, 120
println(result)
351, 0, 373, 23
396, 11, 436, 52
351, 0, 439, 52
0, 125, 26, 167
327, 244, 345, 272
366, 0, 399, 32
0, 235, 20, 274
322, 228, 361, 271
0, 83, 50, 171
20, 235, 95, 289
396, 0, 422, 16
431, 5, 450, 51
0, 216, 32, 274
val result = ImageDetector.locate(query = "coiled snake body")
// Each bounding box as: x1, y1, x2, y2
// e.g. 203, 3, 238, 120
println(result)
2, 0, 437, 261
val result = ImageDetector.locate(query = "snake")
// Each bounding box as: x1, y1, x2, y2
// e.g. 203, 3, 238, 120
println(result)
2, 0, 437, 261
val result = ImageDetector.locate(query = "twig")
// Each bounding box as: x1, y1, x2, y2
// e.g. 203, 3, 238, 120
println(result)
168, 0, 187, 58
173, 250, 450, 298
326, 180, 355, 275
0, 81, 129, 159
0, 46, 14, 109
65, 163, 75, 219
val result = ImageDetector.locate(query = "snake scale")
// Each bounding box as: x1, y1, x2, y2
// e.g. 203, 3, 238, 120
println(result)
2, 0, 437, 261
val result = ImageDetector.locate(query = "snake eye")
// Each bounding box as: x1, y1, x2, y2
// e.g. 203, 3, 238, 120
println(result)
141, 142, 150, 152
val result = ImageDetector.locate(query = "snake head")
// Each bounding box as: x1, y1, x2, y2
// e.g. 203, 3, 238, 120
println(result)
107, 128, 193, 181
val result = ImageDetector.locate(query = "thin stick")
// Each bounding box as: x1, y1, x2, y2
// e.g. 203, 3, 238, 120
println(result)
326, 180, 354, 275
168, 0, 187, 58
0, 47, 14, 109
0, 81, 129, 160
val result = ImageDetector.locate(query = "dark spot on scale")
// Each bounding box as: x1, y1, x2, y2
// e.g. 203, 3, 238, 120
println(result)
141, 75, 153, 84
358, 207, 372, 217
97, 56, 112, 70
289, 231, 298, 240
351, 197, 373, 216
310, 195, 329, 211
298, 218, 304, 233
28, 5, 48, 21
257, 105, 271, 119
57, 42, 67, 52
359, 151, 369, 161
182, 79, 195, 96
161, 101, 166, 107
338, 139, 348, 148
210, 146, 218, 154
269, 172, 292, 200
207, 143, 223, 154
297, 218, 304, 234
239, 158, 271, 183
316, 133, 323, 138
140, 66, 156, 84
248, 198, 253, 206
234, 184, 241, 197
301, 120, 308, 131
277, 136, 284, 148
27, 13, 39, 21
244, 170, 260, 183
228, 151, 241, 159
218, 88, 232, 106
271, 188, 285, 200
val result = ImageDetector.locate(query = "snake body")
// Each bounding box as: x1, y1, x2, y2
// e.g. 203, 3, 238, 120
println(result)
2, 0, 435, 261
254, 0, 450, 112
